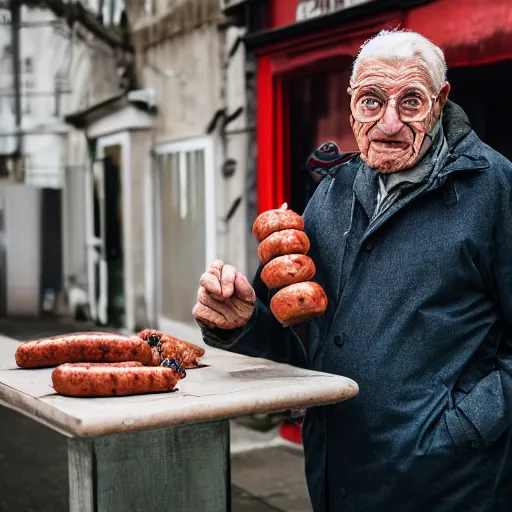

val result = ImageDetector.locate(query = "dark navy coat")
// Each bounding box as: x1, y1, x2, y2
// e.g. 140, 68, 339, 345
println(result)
202, 102, 512, 511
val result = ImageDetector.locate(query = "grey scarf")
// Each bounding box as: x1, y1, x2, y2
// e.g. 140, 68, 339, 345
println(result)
371, 120, 449, 222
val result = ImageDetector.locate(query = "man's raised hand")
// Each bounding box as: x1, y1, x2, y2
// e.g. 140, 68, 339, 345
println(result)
192, 260, 256, 330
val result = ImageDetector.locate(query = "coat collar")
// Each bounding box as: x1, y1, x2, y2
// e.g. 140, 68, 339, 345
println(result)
434, 100, 490, 178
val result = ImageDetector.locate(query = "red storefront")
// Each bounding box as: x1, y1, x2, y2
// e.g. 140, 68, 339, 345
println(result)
236, 0, 512, 216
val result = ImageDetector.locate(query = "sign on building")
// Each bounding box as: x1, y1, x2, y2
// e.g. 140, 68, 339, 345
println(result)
296, 0, 375, 22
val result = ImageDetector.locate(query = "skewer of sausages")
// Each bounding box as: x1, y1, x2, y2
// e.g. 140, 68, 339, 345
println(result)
51, 359, 187, 397
252, 203, 328, 327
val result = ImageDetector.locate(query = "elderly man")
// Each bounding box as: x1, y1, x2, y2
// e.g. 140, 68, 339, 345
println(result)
193, 30, 512, 511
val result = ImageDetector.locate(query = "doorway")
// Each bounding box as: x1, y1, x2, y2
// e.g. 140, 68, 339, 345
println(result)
286, 57, 358, 214
102, 146, 125, 327
87, 140, 126, 328
447, 60, 512, 162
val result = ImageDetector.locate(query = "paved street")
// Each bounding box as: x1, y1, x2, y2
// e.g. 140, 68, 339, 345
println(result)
0, 318, 312, 512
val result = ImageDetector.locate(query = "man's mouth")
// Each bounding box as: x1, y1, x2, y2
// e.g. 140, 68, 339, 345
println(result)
371, 140, 409, 151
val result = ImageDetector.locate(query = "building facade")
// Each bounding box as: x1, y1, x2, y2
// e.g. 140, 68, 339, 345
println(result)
123, 0, 251, 341
0, 0, 129, 320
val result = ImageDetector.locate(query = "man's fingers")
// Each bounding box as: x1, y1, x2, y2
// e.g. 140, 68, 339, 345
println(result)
234, 272, 256, 303
192, 301, 239, 330
200, 271, 222, 298
197, 286, 253, 329
197, 286, 230, 315
210, 260, 224, 278
192, 302, 224, 328
220, 264, 236, 299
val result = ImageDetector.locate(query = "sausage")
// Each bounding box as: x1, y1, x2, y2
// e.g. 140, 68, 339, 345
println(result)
51, 360, 186, 397
15, 333, 154, 369
252, 203, 305, 243
270, 282, 328, 327
261, 254, 316, 289
258, 229, 310, 265
137, 329, 205, 368
57, 362, 144, 368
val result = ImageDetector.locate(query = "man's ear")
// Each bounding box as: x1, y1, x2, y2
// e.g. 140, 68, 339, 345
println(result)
439, 82, 451, 106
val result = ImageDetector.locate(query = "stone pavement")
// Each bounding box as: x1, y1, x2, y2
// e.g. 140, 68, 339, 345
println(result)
0, 317, 312, 512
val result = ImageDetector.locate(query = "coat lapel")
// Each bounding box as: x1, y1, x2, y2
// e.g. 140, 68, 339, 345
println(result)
352, 162, 378, 221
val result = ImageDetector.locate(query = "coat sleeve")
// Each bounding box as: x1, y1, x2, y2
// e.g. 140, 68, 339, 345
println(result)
443, 174, 512, 449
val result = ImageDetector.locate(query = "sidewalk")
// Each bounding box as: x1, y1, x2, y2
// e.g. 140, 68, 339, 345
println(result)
0, 317, 312, 512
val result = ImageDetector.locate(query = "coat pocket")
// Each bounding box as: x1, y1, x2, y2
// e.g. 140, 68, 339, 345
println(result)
427, 377, 486, 453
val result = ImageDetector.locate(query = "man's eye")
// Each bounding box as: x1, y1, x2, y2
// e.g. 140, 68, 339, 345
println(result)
361, 98, 381, 108
402, 98, 421, 108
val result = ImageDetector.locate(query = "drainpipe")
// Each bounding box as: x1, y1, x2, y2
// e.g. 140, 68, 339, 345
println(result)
11, 0, 22, 176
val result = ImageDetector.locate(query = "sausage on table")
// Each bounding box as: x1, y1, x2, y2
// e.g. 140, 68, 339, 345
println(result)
137, 329, 205, 368
270, 282, 328, 327
15, 333, 154, 369
51, 360, 186, 397
261, 254, 316, 289
258, 229, 311, 265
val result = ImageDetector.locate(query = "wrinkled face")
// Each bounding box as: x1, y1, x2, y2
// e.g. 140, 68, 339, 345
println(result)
349, 58, 450, 173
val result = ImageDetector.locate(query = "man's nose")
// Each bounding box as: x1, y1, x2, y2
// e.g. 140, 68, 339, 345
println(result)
377, 102, 404, 136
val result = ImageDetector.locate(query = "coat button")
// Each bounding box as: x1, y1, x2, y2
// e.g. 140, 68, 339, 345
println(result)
340, 488, 347, 498
333, 334, 344, 347
365, 241, 373, 251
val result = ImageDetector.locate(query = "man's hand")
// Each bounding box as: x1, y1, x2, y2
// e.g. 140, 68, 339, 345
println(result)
192, 260, 256, 330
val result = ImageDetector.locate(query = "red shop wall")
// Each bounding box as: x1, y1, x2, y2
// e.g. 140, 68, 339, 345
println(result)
267, 0, 300, 29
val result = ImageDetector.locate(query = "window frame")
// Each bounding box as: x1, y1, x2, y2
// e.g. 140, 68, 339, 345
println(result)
150, 135, 216, 334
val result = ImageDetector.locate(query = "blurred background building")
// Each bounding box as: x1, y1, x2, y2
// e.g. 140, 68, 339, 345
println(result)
0, 0, 510, 344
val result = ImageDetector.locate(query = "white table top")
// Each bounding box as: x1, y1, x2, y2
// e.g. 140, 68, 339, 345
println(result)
0, 334, 358, 438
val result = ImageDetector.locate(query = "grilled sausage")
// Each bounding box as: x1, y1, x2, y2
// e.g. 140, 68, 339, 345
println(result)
51, 360, 186, 397
15, 333, 154, 369
137, 329, 205, 368
258, 229, 310, 265
270, 282, 328, 327
261, 254, 316, 289
252, 203, 305, 243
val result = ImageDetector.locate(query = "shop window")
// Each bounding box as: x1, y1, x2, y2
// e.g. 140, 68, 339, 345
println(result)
154, 137, 216, 327
448, 60, 512, 163
287, 59, 358, 214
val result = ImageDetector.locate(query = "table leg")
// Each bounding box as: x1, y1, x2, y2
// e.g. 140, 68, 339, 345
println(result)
68, 420, 231, 512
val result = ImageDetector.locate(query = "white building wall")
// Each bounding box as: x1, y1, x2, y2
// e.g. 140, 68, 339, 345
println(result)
3, 184, 42, 316
0, 6, 70, 189
130, 0, 252, 330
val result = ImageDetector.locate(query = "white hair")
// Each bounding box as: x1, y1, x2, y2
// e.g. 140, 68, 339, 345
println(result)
350, 30, 447, 92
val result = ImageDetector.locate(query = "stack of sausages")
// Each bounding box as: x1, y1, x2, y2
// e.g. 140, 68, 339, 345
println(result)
253, 203, 328, 327
14, 330, 204, 397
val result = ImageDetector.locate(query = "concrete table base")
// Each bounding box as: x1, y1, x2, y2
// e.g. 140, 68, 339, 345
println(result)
0, 406, 230, 512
